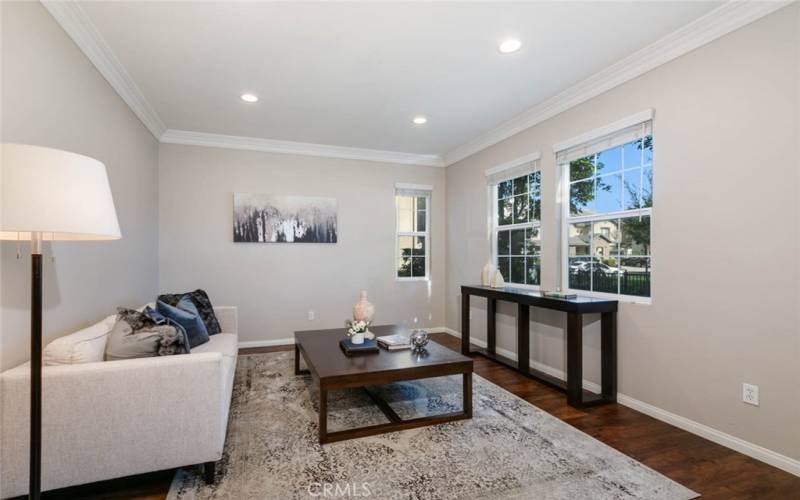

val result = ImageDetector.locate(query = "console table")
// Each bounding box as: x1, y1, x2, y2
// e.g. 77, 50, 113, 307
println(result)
461, 285, 618, 408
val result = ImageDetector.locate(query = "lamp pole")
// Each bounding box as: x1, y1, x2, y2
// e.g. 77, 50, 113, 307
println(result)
30, 231, 42, 500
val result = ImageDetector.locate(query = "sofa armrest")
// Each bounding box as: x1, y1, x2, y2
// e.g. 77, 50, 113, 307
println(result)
214, 306, 237, 334
0, 353, 225, 497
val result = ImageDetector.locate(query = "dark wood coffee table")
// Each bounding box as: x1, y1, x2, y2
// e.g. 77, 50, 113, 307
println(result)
294, 325, 473, 444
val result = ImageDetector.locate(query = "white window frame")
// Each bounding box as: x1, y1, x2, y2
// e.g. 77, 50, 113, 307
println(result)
487, 153, 542, 290
555, 110, 654, 304
395, 184, 431, 281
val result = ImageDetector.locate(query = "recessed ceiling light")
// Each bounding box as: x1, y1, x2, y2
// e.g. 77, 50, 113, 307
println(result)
413, 116, 428, 125
498, 39, 522, 54
240, 93, 259, 103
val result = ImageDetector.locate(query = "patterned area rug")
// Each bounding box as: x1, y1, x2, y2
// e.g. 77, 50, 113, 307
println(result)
168, 351, 698, 500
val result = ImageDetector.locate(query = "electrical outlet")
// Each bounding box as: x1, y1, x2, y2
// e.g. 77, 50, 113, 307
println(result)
428, 312, 433, 321
307, 310, 315, 321
469, 311, 473, 320
742, 383, 759, 406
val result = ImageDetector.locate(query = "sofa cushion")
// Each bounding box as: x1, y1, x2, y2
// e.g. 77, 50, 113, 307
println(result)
157, 297, 210, 348
158, 289, 222, 335
190, 332, 238, 359
43, 315, 116, 366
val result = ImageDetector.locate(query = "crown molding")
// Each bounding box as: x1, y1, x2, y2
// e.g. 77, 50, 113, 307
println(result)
41, 0, 167, 138
44, 0, 788, 167
443, 1, 791, 166
161, 130, 445, 167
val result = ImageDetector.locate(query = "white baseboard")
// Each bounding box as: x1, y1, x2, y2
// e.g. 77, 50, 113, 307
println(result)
615, 394, 800, 477
438, 328, 800, 477
238, 337, 295, 348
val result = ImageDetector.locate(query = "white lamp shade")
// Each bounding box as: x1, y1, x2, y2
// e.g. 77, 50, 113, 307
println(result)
1, 143, 121, 241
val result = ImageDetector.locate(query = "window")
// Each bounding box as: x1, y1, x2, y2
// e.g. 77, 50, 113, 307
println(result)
556, 111, 653, 299
488, 154, 541, 287
396, 184, 431, 280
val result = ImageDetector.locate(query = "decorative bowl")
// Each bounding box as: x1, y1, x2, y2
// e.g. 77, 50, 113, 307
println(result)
410, 329, 429, 350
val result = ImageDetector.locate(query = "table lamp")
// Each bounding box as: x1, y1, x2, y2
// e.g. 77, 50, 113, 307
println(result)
1, 143, 121, 499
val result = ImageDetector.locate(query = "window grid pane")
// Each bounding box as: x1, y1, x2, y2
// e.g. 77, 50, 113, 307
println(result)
396, 194, 429, 279
493, 170, 541, 286
565, 134, 652, 297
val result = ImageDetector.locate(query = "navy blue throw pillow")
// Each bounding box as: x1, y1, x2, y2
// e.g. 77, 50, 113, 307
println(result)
157, 296, 210, 348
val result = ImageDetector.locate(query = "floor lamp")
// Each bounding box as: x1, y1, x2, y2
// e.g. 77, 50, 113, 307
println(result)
1, 144, 121, 499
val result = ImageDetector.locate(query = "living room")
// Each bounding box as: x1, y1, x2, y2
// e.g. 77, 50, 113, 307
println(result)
1, 1, 798, 499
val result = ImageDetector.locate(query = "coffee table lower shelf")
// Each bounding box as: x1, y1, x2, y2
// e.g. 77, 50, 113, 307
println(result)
298, 367, 472, 444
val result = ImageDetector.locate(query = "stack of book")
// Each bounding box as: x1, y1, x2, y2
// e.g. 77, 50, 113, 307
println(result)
541, 290, 577, 299
376, 333, 412, 351
339, 338, 379, 356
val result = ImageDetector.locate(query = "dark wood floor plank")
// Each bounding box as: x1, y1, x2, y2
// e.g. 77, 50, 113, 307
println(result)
33, 334, 800, 500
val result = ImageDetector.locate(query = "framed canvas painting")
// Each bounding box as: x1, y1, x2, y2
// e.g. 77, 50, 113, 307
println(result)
233, 193, 338, 243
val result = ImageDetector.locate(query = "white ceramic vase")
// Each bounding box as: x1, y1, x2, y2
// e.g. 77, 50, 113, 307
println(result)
353, 290, 375, 322
481, 262, 495, 286
351, 333, 365, 344
490, 269, 506, 288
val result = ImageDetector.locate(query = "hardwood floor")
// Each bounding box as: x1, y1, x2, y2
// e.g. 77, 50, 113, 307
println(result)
35, 337, 799, 499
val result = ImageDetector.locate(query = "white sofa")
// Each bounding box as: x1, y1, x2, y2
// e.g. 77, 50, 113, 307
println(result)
0, 306, 238, 498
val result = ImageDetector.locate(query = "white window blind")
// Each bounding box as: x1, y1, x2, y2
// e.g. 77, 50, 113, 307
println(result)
395, 183, 433, 198
485, 152, 541, 186
554, 109, 654, 164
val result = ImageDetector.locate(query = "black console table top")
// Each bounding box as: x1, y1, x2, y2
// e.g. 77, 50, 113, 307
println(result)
460, 285, 618, 408
461, 285, 618, 314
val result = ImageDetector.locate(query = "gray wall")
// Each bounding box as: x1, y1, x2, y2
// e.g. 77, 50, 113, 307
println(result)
446, 5, 800, 460
0, 2, 159, 370
158, 144, 445, 345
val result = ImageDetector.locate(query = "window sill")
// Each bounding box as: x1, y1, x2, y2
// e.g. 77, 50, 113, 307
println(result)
564, 288, 652, 305
396, 277, 430, 283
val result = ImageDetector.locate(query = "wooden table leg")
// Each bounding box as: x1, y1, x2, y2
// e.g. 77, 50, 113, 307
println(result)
487, 298, 496, 355
461, 293, 470, 355
517, 304, 530, 373
463, 372, 473, 418
601, 311, 617, 402
566, 312, 583, 407
294, 343, 300, 375
319, 387, 328, 444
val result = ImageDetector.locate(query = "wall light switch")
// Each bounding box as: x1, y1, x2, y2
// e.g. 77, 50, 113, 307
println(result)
307, 310, 315, 321
742, 383, 759, 406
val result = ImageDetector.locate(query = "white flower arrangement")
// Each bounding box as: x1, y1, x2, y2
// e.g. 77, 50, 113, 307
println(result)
345, 319, 371, 336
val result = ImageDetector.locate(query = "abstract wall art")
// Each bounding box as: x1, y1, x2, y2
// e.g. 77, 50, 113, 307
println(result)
233, 193, 338, 243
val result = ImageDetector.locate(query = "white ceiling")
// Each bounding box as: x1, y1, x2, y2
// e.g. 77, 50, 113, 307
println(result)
74, 1, 726, 158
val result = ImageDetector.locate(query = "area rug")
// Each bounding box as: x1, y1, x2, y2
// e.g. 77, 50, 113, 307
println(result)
168, 351, 698, 500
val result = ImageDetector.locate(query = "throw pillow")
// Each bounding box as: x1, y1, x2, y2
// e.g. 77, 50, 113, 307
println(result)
105, 308, 189, 361
158, 289, 222, 335
156, 296, 210, 348
44, 314, 117, 365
